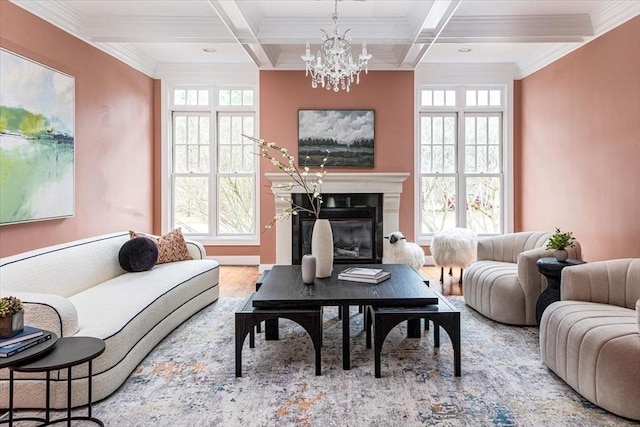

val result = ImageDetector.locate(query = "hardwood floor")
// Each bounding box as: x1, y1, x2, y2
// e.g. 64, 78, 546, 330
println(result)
218, 265, 464, 298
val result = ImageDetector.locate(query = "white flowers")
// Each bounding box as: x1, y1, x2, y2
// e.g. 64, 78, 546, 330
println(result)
243, 135, 330, 230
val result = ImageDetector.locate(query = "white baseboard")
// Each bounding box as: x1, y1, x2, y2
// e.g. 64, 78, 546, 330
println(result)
207, 255, 260, 266
424, 255, 435, 266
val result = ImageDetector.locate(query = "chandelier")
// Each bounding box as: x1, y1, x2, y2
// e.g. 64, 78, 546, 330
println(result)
301, 0, 372, 92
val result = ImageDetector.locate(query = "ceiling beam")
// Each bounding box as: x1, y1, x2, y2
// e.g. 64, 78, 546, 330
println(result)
422, 14, 594, 43
404, 0, 461, 68
207, 0, 276, 68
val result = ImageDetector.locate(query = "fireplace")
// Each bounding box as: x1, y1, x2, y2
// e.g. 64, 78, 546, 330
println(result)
264, 172, 409, 267
291, 193, 383, 264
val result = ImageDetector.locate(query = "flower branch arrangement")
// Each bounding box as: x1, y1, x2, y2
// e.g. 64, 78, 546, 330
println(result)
243, 135, 330, 229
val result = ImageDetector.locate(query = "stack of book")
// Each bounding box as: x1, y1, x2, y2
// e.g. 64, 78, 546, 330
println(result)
338, 267, 391, 284
0, 326, 52, 358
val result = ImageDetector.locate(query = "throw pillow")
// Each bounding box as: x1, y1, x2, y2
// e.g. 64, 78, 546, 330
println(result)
119, 237, 158, 272
129, 228, 192, 264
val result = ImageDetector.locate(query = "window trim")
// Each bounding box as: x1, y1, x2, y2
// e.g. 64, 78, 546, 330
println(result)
415, 84, 512, 245
163, 82, 260, 246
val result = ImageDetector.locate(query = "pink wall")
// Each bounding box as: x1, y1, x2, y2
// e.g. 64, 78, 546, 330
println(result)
518, 16, 640, 261
259, 70, 415, 264
0, 2, 155, 257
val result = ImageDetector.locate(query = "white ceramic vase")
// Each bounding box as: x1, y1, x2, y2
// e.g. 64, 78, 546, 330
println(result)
301, 254, 316, 284
553, 249, 568, 262
311, 219, 334, 278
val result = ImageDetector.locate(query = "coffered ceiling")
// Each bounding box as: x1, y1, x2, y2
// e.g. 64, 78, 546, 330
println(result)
10, 0, 640, 78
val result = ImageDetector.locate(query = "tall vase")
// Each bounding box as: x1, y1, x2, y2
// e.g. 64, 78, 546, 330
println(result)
311, 219, 334, 278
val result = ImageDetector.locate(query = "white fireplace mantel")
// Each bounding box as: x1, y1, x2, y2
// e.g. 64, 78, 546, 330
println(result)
264, 172, 410, 265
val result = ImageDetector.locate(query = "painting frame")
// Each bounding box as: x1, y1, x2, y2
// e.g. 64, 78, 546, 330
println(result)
0, 48, 75, 226
298, 109, 375, 167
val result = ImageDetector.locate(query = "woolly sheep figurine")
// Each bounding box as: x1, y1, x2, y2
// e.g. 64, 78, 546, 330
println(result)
382, 231, 425, 270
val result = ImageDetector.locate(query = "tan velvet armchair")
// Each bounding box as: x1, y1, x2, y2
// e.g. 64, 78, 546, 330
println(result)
463, 231, 582, 325
539, 259, 640, 420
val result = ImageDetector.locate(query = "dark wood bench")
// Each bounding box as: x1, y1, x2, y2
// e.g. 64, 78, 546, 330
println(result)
365, 291, 461, 378
235, 292, 323, 377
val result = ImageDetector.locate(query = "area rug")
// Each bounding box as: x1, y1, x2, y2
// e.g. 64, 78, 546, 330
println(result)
87, 297, 635, 426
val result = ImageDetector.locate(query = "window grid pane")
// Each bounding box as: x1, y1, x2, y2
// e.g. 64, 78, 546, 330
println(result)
173, 114, 210, 173
218, 175, 255, 234
174, 176, 209, 234
420, 175, 457, 233
420, 114, 456, 173
465, 114, 501, 173
465, 176, 501, 234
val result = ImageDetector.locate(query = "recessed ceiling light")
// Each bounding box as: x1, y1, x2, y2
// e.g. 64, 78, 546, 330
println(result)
203, 48, 216, 53
458, 48, 472, 53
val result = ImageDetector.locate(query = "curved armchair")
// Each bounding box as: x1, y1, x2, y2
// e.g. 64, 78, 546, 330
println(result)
539, 259, 640, 420
463, 231, 581, 325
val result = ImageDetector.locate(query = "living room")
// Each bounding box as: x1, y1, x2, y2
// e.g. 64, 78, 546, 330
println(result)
0, 0, 639, 425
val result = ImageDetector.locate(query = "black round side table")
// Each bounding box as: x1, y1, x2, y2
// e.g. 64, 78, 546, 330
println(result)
535, 257, 586, 325
9, 336, 106, 426
0, 331, 58, 426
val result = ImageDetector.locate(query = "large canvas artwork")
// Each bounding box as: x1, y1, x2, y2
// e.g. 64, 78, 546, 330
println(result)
298, 109, 374, 167
0, 49, 75, 225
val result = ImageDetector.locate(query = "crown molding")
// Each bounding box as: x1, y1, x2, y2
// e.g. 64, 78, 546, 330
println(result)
10, 0, 80, 33
593, 0, 640, 34
96, 43, 158, 77
515, 1, 639, 78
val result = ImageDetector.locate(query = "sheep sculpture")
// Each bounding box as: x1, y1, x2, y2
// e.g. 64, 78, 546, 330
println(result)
382, 231, 425, 270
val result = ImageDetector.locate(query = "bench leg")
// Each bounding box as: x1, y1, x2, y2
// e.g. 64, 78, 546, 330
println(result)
459, 268, 463, 285
373, 314, 405, 378
432, 314, 461, 377
265, 318, 279, 340
235, 315, 254, 377
407, 319, 421, 338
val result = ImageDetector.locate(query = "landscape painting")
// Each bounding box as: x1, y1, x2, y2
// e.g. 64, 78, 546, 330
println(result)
298, 109, 374, 167
0, 49, 75, 225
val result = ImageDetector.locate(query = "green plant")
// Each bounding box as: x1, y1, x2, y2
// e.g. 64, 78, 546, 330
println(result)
243, 135, 330, 229
0, 296, 23, 318
546, 228, 575, 251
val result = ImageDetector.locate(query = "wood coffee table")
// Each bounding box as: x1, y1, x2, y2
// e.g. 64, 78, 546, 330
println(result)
252, 264, 438, 370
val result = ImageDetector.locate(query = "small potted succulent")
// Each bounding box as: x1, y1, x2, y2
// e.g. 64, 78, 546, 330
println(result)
0, 296, 24, 339
546, 228, 575, 262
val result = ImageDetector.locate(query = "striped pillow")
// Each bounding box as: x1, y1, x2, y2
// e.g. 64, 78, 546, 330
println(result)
129, 228, 192, 264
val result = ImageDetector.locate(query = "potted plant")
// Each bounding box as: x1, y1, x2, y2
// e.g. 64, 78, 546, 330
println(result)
546, 228, 575, 262
0, 296, 24, 339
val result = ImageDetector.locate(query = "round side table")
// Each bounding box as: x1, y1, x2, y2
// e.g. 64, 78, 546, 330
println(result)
535, 257, 586, 325
0, 331, 58, 427
9, 336, 106, 426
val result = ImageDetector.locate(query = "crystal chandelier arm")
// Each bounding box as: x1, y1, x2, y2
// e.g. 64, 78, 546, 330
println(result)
301, 0, 371, 92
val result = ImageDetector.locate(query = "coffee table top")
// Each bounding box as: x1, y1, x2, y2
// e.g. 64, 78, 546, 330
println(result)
253, 264, 438, 308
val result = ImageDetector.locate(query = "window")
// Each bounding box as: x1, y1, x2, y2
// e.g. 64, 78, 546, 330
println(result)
418, 86, 505, 238
169, 86, 257, 241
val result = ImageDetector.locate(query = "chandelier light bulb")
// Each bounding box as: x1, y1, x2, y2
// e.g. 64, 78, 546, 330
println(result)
301, 0, 372, 93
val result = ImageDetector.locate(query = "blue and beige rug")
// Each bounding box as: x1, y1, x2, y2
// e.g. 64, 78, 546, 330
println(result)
88, 297, 635, 426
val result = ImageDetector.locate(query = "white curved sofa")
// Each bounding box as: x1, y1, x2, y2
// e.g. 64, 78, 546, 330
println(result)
463, 231, 582, 326
0, 231, 219, 409
539, 259, 640, 421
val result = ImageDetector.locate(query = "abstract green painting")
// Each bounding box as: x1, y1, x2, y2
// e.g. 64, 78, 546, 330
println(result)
0, 49, 75, 225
